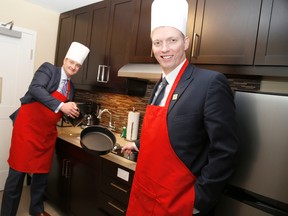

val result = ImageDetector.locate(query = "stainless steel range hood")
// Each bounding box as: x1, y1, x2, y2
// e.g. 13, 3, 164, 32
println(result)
118, 63, 162, 81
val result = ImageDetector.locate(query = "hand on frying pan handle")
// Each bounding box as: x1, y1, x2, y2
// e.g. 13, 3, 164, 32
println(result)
121, 142, 139, 154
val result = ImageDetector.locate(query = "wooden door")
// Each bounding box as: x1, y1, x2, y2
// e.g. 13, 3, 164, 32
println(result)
103, 0, 137, 92
55, 12, 73, 67
255, 0, 288, 66
83, 1, 110, 86
191, 0, 261, 65
70, 6, 91, 85
129, 0, 156, 63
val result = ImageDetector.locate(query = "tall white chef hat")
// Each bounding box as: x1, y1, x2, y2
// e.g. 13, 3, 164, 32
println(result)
151, 0, 188, 36
65, 42, 90, 65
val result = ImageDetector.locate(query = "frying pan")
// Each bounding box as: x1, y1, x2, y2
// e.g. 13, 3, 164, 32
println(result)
80, 125, 116, 155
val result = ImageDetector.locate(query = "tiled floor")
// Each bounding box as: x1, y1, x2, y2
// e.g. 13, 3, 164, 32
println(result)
0, 186, 65, 216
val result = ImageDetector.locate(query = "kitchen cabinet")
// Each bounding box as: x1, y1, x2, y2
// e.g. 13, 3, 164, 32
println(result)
55, 0, 139, 93
190, 0, 261, 65
99, 158, 134, 216
55, 6, 91, 86
129, 0, 156, 63
254, 0, 288, 66
45, 138, 101, 215
86, 0, 138, 93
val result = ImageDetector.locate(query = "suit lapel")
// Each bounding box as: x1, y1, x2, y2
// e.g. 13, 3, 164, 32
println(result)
168, 64, 195, 113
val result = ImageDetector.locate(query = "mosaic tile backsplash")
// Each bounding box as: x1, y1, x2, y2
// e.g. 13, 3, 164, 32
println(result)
74, 75, 261, 136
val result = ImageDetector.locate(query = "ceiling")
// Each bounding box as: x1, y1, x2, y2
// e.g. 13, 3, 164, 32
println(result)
25, 0, 103, 13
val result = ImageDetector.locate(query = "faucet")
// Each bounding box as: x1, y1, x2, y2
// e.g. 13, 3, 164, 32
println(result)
97, 109, 116, 131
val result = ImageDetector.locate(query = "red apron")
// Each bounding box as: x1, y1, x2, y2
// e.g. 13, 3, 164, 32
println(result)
127, 60, 196, 216
8, 84, 70, 173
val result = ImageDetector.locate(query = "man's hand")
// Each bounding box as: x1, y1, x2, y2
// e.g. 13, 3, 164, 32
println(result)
60, 102, 80, 118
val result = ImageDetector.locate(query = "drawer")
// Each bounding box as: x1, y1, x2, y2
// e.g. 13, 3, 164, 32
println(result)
101, 174, 131, 205
99, 192, 127, 216
102, 158, 134, 186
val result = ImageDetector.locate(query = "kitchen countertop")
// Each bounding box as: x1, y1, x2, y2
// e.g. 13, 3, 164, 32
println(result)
57, 126, 137, 171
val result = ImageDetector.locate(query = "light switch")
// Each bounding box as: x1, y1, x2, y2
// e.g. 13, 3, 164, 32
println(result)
117, 168, 129, 182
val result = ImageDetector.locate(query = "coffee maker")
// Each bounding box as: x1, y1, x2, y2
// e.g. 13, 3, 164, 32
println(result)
76, 101, 100, 128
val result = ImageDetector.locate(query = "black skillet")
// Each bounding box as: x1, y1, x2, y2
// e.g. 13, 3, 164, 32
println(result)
80, 125, 116, 155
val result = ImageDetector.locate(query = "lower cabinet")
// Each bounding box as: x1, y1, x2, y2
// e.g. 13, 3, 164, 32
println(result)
46, 138, 135, 216
45, 138, 101, 216
99, 158, 134, 216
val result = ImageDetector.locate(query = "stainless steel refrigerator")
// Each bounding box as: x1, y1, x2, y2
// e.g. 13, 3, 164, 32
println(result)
214, 91, 288, 216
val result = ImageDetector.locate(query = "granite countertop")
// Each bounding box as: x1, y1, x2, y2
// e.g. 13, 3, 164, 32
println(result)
57, 126, 136, 171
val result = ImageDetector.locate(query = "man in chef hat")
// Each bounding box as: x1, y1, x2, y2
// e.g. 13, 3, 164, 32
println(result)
122, 0, 239, 215
1, 42, 90, 216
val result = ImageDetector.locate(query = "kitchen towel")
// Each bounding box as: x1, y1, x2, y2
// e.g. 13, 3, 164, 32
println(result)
126, 111, 140, 141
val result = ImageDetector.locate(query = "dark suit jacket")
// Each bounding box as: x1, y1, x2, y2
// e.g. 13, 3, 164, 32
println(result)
10, 62, 75, 121
141, 63, 239, 214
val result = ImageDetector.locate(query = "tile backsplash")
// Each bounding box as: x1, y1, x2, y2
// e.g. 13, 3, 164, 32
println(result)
74, 75, 261, 136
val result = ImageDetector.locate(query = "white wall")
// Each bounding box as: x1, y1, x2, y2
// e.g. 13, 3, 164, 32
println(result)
0, 0, 59, 70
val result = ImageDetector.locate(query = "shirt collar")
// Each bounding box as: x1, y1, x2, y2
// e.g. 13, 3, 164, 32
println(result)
61, 67, 70, 81
162, 59, 186, 86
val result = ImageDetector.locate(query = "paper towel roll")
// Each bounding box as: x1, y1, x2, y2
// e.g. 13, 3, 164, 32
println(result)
126, 111, 140, 141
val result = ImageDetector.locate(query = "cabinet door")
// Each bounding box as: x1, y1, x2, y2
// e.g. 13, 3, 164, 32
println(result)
83, 1, 110, 86
68, 158, 99, 216
45, 140, 70, 212
255, 0, 288, 66
191, 0, 261, 65
70, 6, 91, 85
129, 0, 156, 63
55, 12, 73, 67
102, 0, 137, 92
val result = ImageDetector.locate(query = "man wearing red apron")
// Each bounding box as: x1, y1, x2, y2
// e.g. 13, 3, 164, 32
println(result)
1, 42, 89, 216
122, 0, 238, 215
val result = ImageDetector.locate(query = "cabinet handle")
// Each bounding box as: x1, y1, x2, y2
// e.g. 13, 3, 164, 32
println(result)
62, 159, 67, 177
108, 201, 125, 213
191, 33, 200, 58
110, 182, 128, 193
97, 65, 110, 83
65, 160, 71, 178
62, 159, 71, 178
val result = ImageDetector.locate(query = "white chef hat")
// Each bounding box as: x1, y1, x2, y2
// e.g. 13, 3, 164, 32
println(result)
65, 42, 90, 65
151, 0, 188, 36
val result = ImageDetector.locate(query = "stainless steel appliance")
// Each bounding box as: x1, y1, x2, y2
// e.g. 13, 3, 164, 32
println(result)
214, 91, 288, 216
76, 101, 100, 128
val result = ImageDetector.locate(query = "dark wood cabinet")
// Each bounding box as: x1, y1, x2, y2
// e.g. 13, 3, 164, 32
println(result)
46, 138, 101, 215
81, 1, 110, 87
55, 12, 73, 68
96, 0, 137, 92
55, 0, 139, 93
129, 0, 156, 63
56, 0, 288, 82
255, 0, 288, 66
99, 158, 134, 216
190, 0, 261, 65
56, 6, 91, 86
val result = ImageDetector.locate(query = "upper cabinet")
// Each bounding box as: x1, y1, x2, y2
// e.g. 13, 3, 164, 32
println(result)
56, 0, 288, 90
190, 0, 288, 67
84, 0, 138, 93
255, 0, 288, 66
56, 0, 138, 93
129, 0, 156, 63
190, 0, 261, 65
